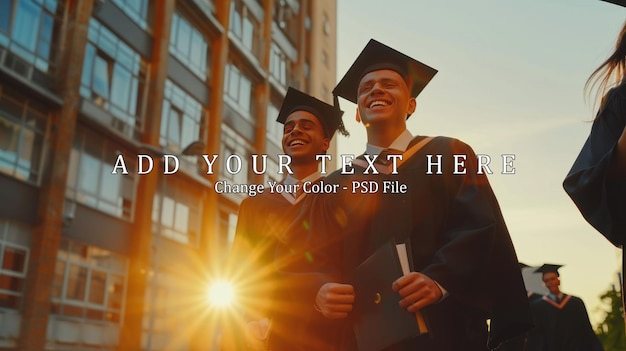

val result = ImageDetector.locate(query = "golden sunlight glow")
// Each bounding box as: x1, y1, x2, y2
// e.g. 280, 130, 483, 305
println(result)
207, 281, 236, 308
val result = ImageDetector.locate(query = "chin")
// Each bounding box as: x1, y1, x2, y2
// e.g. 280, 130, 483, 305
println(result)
362, 111, 396, 123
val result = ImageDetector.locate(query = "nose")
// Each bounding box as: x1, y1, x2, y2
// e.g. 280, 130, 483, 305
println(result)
370, 82, 385, 95
290, 123, 303, 135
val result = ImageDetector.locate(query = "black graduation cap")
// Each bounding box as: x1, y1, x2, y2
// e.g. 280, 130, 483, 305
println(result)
535, 264, 563, 276
276, 87, 348, 138
518, 262, 530, 269
332, 39, 438, 112
601, 0, 626, 7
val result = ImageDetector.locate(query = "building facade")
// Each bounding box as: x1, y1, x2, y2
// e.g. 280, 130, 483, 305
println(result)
0, 0, 338, 350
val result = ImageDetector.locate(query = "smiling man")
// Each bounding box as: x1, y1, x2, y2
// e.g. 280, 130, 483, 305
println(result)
223, 87, 347, 351
281, 39, 532, 351
525, 264, 603, 351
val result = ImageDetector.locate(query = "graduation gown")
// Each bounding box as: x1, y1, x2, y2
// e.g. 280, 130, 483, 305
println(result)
497, 292, 546, 351
526, 295, 604, 351
563, 82, 626, 246
226, 181, 341, 351
281, 136, 532, 351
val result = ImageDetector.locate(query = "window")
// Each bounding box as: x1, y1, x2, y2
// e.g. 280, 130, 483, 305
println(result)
0, 0, 59, 73
66, 127, 137, 220
111, 0, 150, 31
224, 63, 254, 117
229, 0, 260, 57
0, 2, 12, 33
152, 181, 202, 246
0, 87, 48, 184
227, 213, 237, 245
321, 50, 328, 68
160, 80, 205, 154
269, 43, 288, 86
218, 210, 237, 253
169, 13, 208, 80
80, 19, 146, 134
220, 125, 252, 185
51, 238, 127, 324
0, 220, 31, 310
323, 12, 331, 35
142, 271, 193, 350
321, 85, 330, 101
273, 0, 298, 43
266, 100, 282, 146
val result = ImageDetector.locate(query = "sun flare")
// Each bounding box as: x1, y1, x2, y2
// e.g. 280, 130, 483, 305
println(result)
207, 281, 236, 308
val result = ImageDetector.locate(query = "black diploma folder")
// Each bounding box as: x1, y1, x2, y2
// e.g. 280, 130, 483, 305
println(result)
350, 240, 427, 351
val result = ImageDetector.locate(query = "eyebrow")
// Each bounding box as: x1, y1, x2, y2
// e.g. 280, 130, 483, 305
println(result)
286, 118, 316, 126
359, 77, 401, 87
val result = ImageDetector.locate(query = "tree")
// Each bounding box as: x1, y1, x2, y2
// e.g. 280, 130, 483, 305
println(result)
596, 287, 626, 351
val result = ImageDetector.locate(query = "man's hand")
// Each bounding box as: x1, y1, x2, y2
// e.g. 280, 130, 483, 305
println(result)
315, 282, 355, 319
392, 272, 443, 312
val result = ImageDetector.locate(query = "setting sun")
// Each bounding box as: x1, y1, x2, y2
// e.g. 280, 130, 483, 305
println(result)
207, 281, 236, 308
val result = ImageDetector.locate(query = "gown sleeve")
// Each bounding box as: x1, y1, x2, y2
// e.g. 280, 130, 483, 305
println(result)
563, 84, 626, 247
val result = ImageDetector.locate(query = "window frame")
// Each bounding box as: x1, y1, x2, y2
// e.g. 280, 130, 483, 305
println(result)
50, 238, 128, 324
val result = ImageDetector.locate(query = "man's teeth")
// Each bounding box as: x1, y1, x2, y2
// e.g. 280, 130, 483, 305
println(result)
290, 140, 305, 146
370, 100, 389, 108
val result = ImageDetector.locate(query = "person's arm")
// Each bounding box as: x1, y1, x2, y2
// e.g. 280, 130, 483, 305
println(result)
417, 138, 499, 299
564, 88, 626, 246
416, 138, 531, 347
610, 125, 626, 176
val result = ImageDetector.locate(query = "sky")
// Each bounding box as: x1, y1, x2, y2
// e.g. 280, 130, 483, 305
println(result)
334, 0, 625, 326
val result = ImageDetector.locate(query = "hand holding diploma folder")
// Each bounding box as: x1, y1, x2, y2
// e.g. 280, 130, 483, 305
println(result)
350, 240, 429, 351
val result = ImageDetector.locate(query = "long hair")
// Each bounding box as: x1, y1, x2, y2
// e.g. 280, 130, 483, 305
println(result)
586, 20, 626, 117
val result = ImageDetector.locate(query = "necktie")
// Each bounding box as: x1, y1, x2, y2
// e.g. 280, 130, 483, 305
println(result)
376, 148, 404, 165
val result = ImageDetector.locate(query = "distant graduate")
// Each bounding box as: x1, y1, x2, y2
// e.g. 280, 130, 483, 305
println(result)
526, 264, 604, 351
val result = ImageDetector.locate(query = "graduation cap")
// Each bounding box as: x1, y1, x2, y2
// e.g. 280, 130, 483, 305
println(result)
518, 262, 530, 269
535, 264, 563, 277
600, 0, 626, 7
276, 87, 348, 138
332, 39, 438, 118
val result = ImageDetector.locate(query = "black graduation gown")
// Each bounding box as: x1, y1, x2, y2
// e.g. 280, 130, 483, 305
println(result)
563, 82, 626, 247
526, 295, 604, 351
282, 136, 532, 351
497, 292, 545, 351
226, 182, 341, 351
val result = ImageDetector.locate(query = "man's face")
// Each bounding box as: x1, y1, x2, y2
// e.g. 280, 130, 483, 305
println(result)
282, 110, 329, 161
356, 69, 416, 126
542, 272, 561, 294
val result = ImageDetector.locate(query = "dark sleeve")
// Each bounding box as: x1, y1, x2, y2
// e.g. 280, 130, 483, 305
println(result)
419, 138, 533, 348
273, 192, 342, 297
572, 297, 605, 351
526, 301, 548, 351
272, 193, 347, 348
563, 86, 626, 247
418, 139, 498, 295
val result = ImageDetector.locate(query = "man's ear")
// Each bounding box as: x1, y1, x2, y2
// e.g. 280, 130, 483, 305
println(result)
322, 138, 330, 152
356, 107, 361, 123
407, 97, 416, 115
